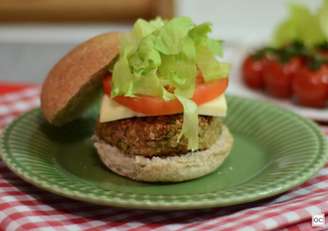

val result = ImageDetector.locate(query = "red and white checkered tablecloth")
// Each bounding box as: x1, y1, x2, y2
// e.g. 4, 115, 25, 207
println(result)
0, 85, 328, 231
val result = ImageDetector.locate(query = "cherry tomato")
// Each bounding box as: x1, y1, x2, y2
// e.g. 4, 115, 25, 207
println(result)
242, 55, 267, 89
292, 65, 328, 108
319, 50, 328, 58
103, 74, 228, 115
263, 57, 302, 98
317, 43, 328, 58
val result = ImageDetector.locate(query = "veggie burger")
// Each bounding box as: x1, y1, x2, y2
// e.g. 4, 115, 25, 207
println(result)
41, 17, 233, 182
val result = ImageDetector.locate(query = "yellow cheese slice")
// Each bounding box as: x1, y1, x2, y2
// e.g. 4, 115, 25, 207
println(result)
198, 94, 227, 117
99, 94, 227, 123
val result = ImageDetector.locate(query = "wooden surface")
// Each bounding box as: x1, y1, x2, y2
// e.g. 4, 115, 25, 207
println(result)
0, 0, 174, 22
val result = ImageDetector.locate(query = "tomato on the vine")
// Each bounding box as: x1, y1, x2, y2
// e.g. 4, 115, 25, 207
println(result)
292, 65, 328, 108
319, 50, 328, 58
242, 55, 268, 89
263, 57, 302, 98
242, 42, 328, 108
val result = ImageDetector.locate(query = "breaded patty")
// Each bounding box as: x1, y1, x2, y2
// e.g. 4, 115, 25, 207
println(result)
96, 115, 222, 157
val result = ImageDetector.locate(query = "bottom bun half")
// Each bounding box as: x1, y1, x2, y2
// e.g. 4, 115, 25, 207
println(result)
93, 125, 234, 182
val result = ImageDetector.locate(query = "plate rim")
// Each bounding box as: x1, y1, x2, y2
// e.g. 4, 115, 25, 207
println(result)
0, 95, 327, 210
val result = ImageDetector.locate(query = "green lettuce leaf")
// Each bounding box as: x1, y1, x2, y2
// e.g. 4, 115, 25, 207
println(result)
176, 95, 199, 151
189, 22, 226, 81
129, 35, 161, 77
189, 22, 212, 44
111, 51, 134, 97
273, 3, 326, 47
158, 54, 197, 98
132, 70, 163, 97
154, 17, 194, 55
133, 18, 164, 40
182, 36, 196, 60
196, 45, 230, 81
319, 0, 328, 39
207, 39, 224, 56
110, 17, 229, 149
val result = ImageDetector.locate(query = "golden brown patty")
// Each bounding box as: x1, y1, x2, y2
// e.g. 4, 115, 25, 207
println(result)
96, 115, 222, 157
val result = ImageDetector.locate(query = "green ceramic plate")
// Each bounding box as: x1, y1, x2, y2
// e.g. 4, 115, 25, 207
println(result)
0, 96, 327, 210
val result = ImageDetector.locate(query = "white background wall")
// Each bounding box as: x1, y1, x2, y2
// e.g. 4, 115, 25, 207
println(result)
177, 0, 322, 44
0, 0, 324, 82
0, 0, 323, 44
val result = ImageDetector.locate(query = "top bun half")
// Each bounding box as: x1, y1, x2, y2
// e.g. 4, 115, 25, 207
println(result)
41, 32, 121, 125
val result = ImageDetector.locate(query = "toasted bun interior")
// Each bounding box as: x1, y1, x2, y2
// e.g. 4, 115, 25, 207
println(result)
41, 32, 121, 125
93, 125, 234, 182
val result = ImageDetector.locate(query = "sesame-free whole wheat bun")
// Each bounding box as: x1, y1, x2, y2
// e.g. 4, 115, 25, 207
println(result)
41, 32, 121, 125
40, 19, 234, 182
94, 125, 233, 182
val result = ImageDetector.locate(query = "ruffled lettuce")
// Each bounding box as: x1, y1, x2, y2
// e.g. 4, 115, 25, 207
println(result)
111, 17, 229, 150
273, 1, 328, 47
319, 0, 328, 39
176, 95, 199, 151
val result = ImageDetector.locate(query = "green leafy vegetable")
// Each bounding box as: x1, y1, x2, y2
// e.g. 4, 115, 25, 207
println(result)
111, 17, 229, 150
154, 17, 194, 55
273, 2, 327, 48
308, 54, 328, 70
133, 18, 164, 40
158, 54, 197, 98
196, 44, 230, 81
176, 95, 199, 151
111, 51, 134, 97
319, 0, 328, 39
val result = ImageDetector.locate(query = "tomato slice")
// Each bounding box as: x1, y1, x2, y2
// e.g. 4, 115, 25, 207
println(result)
103, 75, 228, 115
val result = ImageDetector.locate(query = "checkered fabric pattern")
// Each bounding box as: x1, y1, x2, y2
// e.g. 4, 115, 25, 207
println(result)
0, 85, 328, 231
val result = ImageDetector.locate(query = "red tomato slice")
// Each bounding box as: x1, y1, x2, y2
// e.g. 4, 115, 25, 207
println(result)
292, 65, 328, 108
263, 57, 302, 98
103, 75, 228, 115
